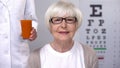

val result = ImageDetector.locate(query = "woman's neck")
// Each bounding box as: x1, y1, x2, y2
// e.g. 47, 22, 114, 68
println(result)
50, 40, 74, 53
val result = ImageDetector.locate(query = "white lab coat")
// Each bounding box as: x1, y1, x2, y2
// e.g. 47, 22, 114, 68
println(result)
0, 0, 38, 68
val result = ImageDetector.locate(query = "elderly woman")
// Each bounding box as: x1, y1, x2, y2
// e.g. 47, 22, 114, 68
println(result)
28, 1, 98, 68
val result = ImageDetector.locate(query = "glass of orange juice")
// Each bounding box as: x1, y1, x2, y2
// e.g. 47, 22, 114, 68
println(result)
20, 20, 32, 39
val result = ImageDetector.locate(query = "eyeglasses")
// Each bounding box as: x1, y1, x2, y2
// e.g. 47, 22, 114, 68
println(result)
49, 17, 77, 24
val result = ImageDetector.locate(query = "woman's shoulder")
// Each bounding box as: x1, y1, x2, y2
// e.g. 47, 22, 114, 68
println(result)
30, 43, 50, 56
78, 42, 98, 68
40, 43, 50, 51
75, 41, 96, 56
81, 43, 95, 54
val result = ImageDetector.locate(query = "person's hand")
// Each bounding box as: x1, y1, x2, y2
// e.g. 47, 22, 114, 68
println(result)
28, 27, 37, 41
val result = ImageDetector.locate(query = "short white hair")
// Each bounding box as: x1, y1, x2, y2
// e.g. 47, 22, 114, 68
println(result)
45, 1, 82, 30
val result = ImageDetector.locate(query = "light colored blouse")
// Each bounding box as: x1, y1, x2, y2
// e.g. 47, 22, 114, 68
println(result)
27, 41, 98, 68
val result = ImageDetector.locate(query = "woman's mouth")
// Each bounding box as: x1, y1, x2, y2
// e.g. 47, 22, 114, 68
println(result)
59, 31, 69, 35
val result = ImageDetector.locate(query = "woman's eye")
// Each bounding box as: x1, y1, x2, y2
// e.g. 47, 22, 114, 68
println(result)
67, 19, 75, 21
55, 18, 61, 21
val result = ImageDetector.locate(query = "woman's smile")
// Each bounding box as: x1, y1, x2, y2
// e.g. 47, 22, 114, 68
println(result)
58, 31, 70, 35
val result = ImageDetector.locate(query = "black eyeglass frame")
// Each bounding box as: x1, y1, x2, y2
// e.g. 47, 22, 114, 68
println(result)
49, 17, 77, 24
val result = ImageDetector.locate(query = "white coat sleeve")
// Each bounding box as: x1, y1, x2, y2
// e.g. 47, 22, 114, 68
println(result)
24, 0, 38, 30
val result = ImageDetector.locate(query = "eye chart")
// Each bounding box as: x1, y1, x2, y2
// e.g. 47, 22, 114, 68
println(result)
73, 0, 120, 68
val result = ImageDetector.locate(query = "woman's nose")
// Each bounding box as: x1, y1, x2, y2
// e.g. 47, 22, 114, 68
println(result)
60, 20, 67, 28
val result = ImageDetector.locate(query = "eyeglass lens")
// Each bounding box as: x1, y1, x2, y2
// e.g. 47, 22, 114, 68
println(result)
50, 17, 77, 24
